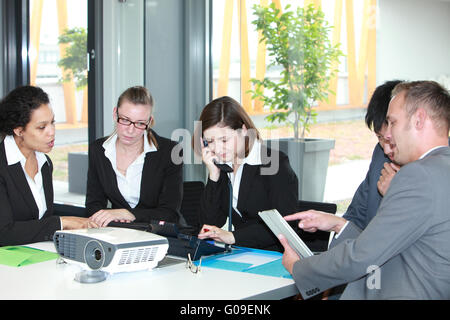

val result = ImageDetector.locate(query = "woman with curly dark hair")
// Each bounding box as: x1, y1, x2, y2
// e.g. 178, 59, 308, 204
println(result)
0, 85, 96, 246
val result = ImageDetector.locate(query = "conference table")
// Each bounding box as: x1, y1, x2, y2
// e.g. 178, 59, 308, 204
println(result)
0, 241, 298, 300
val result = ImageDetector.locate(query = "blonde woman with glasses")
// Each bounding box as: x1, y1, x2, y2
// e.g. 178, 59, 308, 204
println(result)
86, 86, 184, 227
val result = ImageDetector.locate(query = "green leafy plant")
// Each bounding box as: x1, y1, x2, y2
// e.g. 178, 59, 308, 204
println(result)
250, 3, 343, 139
57, 27, 87, 89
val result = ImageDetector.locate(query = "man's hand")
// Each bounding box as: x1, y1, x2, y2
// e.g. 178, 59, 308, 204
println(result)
377, 162, 400, 196
278, 234, 300, 274
284, 210, 347, 234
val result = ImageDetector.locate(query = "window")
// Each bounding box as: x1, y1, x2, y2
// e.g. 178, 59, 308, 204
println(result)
0, 3, 3, 98
30, 0, 88, 206
211, 0, 377, 119
210, 0, 450, 208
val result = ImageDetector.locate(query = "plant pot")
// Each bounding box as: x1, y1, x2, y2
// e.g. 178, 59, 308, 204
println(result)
68, 152, 88, 194
265, 138, 335, 201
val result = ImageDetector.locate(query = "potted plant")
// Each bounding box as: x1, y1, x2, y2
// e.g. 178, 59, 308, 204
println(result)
250, 3, 343, 201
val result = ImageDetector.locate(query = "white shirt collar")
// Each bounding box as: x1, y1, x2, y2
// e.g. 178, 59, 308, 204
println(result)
4, 135, 48, 169
242, 139, 263, 166
103, 133, 156, 168
419, 145, 448, 159
103, 133, 156, 157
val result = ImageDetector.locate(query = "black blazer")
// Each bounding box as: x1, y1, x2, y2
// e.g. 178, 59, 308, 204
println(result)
0, 141, 60, 246
199, 145, 299, 251
85, 130, 184, 224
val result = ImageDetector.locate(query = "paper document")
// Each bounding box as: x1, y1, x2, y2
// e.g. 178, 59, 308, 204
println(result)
214, 252, 279, 268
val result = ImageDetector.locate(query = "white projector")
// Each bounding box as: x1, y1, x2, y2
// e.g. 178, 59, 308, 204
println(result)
53, 227, 169, 274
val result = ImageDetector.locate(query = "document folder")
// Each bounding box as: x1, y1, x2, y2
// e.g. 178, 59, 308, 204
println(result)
0, 246, 59, 267
197, 247, 292, 279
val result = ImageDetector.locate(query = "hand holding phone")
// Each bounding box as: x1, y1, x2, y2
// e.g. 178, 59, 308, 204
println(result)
200, 137, 221, 181
202, 139, 233, 173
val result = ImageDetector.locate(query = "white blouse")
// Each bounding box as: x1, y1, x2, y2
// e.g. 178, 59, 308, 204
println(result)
227, 139, 263, 217
102, 133, 156, 208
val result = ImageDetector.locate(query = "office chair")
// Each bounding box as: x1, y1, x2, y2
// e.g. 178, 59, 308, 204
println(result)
54, 203, 86, 217
296, 200, 337, 253
180, 181, 205, 233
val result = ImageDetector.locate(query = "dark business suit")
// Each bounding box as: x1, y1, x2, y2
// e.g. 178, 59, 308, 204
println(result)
199, 145, 299, 251
293, 147, 450, 299
85, 130, 184, 224
343, 143, 388, 229
0, 141, 60, 246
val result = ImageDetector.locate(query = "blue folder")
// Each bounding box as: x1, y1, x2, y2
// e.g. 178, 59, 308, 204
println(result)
196, 246, 292, 279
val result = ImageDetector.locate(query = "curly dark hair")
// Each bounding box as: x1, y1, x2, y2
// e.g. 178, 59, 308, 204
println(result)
365, 80, 403, 133
0, 86, 50, 136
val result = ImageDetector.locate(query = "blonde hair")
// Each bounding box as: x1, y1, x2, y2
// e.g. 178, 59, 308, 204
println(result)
392, 81, 450, 134
115, 86, 158, 149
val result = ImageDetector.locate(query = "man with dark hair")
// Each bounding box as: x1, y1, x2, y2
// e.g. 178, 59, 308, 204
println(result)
320, 80, 403, 299
343, 80, 403, 230
280, 80, 450, 299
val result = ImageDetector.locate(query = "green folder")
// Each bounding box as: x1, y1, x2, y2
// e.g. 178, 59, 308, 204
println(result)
0, 246, 59, 267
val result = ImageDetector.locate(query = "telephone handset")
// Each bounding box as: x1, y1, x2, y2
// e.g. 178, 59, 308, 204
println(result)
202, 139, 233, 173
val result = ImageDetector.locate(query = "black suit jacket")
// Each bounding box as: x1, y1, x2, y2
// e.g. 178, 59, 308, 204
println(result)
85, 130, 184, 224
0, 141, 60, 246
199, 146, 299, 251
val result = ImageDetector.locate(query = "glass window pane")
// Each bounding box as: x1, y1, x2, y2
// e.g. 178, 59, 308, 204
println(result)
210, 0, 450, 210
0, 2, 3, 98
30, 0, 88, 206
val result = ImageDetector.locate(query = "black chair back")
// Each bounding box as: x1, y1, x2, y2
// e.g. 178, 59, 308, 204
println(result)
180, 181, 205, 232
297, 200, 337, 253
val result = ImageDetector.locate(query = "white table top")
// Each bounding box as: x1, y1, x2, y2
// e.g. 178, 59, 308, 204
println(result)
0, 242, 298, 300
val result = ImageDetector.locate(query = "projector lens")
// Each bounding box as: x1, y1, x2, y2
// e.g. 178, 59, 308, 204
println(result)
84, 240, 105, 270
94, 249, 102, 261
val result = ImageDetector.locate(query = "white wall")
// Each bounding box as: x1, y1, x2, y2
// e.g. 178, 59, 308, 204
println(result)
377, 0, 450, 84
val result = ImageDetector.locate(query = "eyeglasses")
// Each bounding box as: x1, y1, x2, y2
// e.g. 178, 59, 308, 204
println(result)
185, 253, 202, 274
117, 116, 151, 130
